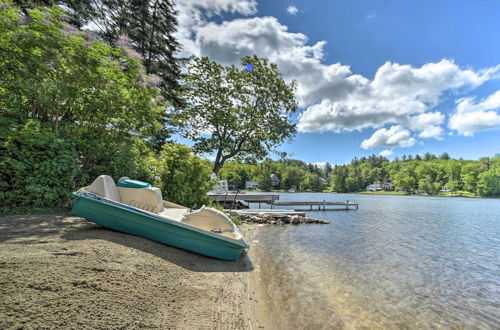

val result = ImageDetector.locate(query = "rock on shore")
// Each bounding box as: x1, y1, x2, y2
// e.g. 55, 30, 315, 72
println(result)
228, 212, 330, 225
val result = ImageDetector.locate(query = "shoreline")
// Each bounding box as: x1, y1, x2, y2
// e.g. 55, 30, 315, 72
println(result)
249, 190, 495, 199
0, 214, 258, 329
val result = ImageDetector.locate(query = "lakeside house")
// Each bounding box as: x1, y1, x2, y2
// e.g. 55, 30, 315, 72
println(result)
245, 181, 259, 189
440, 186, 451, 192
367, 182, 395, 191
212, 180, 229, 193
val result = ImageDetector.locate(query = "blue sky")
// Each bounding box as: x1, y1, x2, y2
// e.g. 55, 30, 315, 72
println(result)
175, 0, 500, 164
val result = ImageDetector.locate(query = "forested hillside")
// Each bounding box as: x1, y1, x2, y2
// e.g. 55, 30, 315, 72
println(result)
217, 153, 500, 196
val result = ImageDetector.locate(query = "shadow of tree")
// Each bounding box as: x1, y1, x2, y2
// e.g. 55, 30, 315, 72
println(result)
0, 214, 82, 243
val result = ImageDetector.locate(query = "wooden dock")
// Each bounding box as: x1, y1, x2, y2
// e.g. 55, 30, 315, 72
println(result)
228, 209, 306, 217
208, 192, 359, 211
271, 200, 359, 211
207, 192, 279, 208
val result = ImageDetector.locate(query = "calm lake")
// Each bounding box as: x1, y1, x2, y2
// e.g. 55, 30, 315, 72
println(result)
250, 193, 500, 329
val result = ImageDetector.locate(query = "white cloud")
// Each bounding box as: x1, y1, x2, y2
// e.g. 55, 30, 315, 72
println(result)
366, 13, 376, 20
379, 149, 393, 157
407, 112, 445, 139
175, 0, 258, 58
361, 126, 416, 149
311, 161, 327, 169
449, 90, 500, 136
287, 5, 298, 15
174, 1, 500, 150
297, 60, 496, 135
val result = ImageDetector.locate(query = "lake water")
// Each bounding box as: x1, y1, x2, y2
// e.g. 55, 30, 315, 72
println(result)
250, 193, 500, 329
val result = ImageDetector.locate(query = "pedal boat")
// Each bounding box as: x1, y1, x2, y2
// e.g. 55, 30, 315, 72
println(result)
71, 175, 248, 260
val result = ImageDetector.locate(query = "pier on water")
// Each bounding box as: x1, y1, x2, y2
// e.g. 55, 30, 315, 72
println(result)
207, 192, 359, 212
272, 200, 359, 211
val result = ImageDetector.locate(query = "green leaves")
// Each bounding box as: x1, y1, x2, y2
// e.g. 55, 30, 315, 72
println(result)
155, 143, 212, 207
177, 55, 298, 174
0, 116, 84, 209
0, 3, 165, 137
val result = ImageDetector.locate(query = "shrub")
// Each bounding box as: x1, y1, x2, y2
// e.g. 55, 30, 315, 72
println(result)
156, 143, 212, 208
0, 117, 85, 210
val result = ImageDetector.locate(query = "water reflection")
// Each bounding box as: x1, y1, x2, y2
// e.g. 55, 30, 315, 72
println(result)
251, 193, 500, 329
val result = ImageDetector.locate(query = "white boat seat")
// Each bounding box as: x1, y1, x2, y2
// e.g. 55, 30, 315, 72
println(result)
182, 207, 235, 232
158, 208, 189, 221
118, 186, 165, 214
82, 175, 121, 202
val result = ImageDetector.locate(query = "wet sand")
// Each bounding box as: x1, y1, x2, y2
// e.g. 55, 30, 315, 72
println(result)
0, 214, 257, 329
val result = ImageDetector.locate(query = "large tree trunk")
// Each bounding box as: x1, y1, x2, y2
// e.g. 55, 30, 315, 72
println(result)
213, 160, 225, 175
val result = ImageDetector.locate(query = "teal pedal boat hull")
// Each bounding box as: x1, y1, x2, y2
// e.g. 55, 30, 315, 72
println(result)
71, 194, 248, 261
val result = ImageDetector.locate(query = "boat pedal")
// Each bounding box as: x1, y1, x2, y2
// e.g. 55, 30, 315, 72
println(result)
211, 228, 223, 233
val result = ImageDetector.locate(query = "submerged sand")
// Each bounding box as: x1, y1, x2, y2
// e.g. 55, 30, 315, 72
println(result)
0, 214, 258, 329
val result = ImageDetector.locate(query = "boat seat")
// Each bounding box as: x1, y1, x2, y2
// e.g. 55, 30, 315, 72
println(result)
182, 207, 235, 233
158, 208, 189, 221
82, 175, 121, 202
118, 186, 165, 214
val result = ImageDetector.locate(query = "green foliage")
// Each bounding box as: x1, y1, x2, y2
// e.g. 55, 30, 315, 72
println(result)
0, 117, 85, 209
0, 115, 213, 210
218, 158, 329, 192
61, 0, 182, 106
0, 3, 165, 136
177, 56, 298, 174
156, 143, 213, 208
477, 160, 500, 196
218, 162, 255, 190
326, 153, 500, 196
231, 216, 241, 225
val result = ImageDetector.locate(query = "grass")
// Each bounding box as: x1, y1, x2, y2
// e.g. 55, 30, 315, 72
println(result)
359, 190, 407, 195
437, 190, 478, 198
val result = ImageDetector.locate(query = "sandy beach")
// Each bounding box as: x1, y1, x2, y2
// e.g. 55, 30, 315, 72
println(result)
0, 214, 260, 329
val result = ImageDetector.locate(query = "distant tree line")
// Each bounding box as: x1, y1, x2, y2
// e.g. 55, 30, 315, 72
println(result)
218, 159, 332, 192
328, 153, 500, 196
216, 153, 500, 196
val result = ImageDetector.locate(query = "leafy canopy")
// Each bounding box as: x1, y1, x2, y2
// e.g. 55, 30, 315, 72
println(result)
0, 2, 165, 136
178, 56, 298, 174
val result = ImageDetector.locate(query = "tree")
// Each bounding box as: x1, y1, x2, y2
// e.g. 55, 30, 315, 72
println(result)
62, 0, 182, 105
477, 166, 500, 196
424, 152, 436, 161
0, 4, 165, 136
440, 152, 451, 160
178, 56, 298, 174
156, 143, 212, 207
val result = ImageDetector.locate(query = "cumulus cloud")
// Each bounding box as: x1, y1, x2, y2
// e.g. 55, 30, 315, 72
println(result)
287, 5, 298, 15
449, 90, 500, 136
176, 0, 258, 58
311, 161, 327, 168
297, 60, 496, 135
175, 0, 500, 150
361, 126, 416, 149
406, 112, 445, 139
379, 149, 393, 157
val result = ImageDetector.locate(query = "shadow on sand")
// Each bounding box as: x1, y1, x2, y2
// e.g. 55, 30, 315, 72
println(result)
62, 222, 254, 273
0, 214, 253, 273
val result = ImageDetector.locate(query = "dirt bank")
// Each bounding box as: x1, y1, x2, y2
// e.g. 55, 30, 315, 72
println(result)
0, 214, 255, 329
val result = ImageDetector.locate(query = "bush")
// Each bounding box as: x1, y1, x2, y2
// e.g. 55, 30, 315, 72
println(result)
0, 117, 85, 210
156, 143, 212, 208
0, 117, 213, 211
